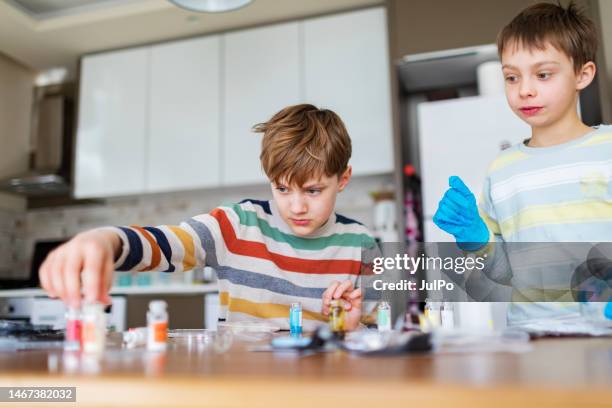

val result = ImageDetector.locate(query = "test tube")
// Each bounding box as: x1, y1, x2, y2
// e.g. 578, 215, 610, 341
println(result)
441, 302, 455, 329
289, 302, 302, 336
377, 301, 392, 332
425, 299, 442, 329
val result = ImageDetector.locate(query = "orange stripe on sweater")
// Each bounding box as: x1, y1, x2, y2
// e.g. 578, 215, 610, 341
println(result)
131, 225, 161, 271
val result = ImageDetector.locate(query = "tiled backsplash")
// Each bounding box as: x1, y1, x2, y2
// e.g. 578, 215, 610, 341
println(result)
1, 174, 394, 280
0, 208, 27, 279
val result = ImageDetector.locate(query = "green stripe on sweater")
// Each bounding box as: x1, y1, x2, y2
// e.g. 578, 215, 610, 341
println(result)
226, 204, 376, 250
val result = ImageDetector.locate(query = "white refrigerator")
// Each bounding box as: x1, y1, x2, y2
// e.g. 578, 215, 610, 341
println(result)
417, 94, 531, 243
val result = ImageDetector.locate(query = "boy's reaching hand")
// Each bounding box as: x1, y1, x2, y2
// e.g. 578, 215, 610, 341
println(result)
39, 229, 121, 308
433, 176, 490, 251
321, 279, 362, 330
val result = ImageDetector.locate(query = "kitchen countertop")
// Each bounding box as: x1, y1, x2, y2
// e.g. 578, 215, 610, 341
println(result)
0, 335, 610, 408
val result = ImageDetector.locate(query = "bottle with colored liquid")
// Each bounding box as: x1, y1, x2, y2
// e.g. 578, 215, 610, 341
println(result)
329, 299, 346, 339
289, 302, 302, 337
147, 300, 168, 351
377, 301, 392, 332
64, 307, 82, 351
82, 303, 106, 354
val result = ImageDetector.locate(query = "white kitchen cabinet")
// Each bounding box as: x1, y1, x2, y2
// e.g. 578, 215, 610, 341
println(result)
223, 22, 301, 185
148, 36, 221, 192
303, 8, 393, 176
75, 48, 149, 198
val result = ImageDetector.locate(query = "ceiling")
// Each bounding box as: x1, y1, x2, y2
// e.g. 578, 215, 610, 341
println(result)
0, 0, 382, 77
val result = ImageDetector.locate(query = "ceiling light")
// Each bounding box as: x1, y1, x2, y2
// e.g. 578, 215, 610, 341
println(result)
168, 0, 252, 13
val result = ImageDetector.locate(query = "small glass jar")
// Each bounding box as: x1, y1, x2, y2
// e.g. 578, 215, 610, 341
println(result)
82, 303, 106, 354
329, 299, 345, 338
64, 307, 82, 351
289, 302, 303, 336
377, 301, 392, 332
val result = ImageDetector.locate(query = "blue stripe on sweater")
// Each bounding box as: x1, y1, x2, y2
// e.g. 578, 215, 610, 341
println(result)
239, 198, 271, 215
215, 266, 325, 299
117, 227, 143, 271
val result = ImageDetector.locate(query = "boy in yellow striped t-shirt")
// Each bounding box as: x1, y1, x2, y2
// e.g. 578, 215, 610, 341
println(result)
433, 2, 612, 323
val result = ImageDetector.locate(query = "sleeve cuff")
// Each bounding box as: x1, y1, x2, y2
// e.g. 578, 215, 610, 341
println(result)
92, 226, 130, 271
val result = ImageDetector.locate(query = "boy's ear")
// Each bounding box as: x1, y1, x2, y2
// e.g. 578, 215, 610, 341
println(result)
576, 61, 596, 91
338, 166, 352, 192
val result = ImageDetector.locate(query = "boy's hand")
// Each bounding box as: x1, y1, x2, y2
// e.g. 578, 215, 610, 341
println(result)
322, 280, 362, 331
433, 176, 489, 251
39, 229, 121, 308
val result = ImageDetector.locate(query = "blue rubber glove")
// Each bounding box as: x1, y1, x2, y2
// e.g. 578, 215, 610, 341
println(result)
433, 176, 489, 251
605, 301, 612, 320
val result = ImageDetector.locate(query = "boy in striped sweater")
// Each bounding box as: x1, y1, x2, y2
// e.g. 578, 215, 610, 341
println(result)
39, 104, 379, 331
433, 2, 612, 324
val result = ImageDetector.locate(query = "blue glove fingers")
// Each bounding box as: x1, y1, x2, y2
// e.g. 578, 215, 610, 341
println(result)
435, 205, 470, 226
433, 215, 465, 235
444, 188, 474, 212
449, 176, 473, 198
440, 199, 474, 225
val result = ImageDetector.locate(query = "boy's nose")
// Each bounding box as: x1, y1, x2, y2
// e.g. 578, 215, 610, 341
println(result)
290, 195, 307, 214
519, 80, 536, 98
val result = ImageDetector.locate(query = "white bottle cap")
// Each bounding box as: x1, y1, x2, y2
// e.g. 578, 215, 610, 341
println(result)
149, 300, 167, 313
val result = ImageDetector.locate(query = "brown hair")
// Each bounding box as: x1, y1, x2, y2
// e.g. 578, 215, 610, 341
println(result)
253, 104, 352, 187
497, 1, 598, 72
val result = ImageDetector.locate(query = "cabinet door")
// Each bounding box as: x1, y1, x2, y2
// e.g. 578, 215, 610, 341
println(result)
223, 22, 301, 185
148, 36, 221, 192
75, 48, 148, 198
303, 8, 393, 176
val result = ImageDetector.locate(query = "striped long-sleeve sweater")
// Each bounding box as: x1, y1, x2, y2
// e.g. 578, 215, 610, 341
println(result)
109, 199, 378, 331
477, 125, 612, 324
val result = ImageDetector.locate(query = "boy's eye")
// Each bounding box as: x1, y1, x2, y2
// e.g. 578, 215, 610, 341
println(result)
276, 186, 288, 193
306, 189, 321, 195
537, 72, 551, 80
504, 74, 518, 83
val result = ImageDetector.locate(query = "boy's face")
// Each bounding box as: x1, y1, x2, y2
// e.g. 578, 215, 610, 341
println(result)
271, 167, 352, 237
501, 41, 595, 129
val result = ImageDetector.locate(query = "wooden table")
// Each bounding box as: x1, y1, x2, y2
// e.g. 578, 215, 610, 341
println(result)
0, 334, 611, 408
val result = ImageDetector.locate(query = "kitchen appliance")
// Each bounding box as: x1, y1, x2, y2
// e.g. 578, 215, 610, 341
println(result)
0, 297, 127, 332
0, 239, 66, 290
0, 83, 75, 196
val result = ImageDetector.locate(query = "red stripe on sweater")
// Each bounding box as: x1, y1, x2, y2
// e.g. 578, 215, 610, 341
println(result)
210, 208, 362, 275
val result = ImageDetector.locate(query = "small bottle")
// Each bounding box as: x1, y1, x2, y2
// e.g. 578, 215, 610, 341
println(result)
147, 300, 168, 351
377, 301, 392, 332
123, 327, 148, 349
441, 301, 455, 329
289, 302, 302, 337
64, 307, 82, 351
403, 299, 421, 332
329, 299, 346, 339
425, 299, 442, 328
82, 303, 106, 354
